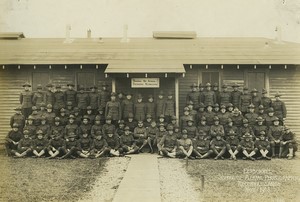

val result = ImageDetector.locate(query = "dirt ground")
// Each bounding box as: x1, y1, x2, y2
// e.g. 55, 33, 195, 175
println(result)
0, 149, 119, 202
185, 156, 300, 202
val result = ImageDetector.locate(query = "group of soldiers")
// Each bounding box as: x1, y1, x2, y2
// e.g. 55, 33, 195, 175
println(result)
5, 81, 297, 160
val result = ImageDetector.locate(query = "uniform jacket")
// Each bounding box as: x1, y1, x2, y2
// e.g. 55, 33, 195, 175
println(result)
203, 91, 216, 106
89, 92, 99, 109
272, 100, 287, 119
10, 114, 25, 129
20, 90, 33, 108
231, 90, 241, 108
159, 134, 177, 148
120, 134, 135, 147
105, 101, 121, 121
76, 92, 89, 109
145, 102, 156, 118
33, 92, 45, 108
219, 91, 231, 106
156, 98, 165, 117
134, 102, 146, 121
105, 135, 120, 149
45, 90, 54, 105
240, 93, 252, 112
53, 91, 65, 110
92, 138, 108, 151
164, 99, 175, 117
121, 99, 134, 119
64, 89, 77, 106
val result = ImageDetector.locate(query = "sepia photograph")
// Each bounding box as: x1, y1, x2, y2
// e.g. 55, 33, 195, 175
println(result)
0, 0, 299, 201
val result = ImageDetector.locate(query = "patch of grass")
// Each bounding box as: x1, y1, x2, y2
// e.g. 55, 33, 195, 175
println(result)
0, 154, 108, 202
185, 157, 300, 202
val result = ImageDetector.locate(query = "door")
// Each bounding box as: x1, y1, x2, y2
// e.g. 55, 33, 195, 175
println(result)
202, 72, 219, 86
247, 72, 265, 92
32, 72, 50, 90
77, 72, 95, 90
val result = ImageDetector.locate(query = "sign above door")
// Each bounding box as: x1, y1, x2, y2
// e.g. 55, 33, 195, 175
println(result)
131, 78, 160, 88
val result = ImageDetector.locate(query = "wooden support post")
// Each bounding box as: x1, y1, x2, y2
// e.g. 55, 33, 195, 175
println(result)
112, 78, 116, 93
175, 77, 179, 124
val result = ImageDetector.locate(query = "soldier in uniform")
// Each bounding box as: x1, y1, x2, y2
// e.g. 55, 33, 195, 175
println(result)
33, 84, 45, 108
53, 85, 65, 115
147, 121, 159, 152
156, 124, 167, 148
164, 92, 175, 123
45, 104, 56, 126
251, 88, 261, 112
265, 107, 278, 127
197, 117, 211, 140
210, 116, 225, 139
240, 87, 252, 115
202, 104, 216, 126
226, 130, 240, 160
231, 83, 241, 109
218, 105, 231, 126
224, 118, 239, 138
121, 92, 134, 120
91, 116, 103, 139
134, 121, 152, 153
134, 94, 146, 122
32, 130, 49, 158
198, 83, 205, 104
31, 106, 40, 126
186, 83, 200, 111
144, 114, 153, 128
85, 106, 95, 125
210, 133, 227, 160
47, 131, 66, 158
60, 132, 79, 159
213, 103, 220, 115
36, 116, 51, 139
23, 116, 36, 139
192, 130, 213, 159
158, 125, 177, 158
196, 103, 205, 125
115, 120, 125, 137
156, 91, 165, 120
20, 82, 34, 118
119, 126, 139, 155
51, 117, 65, 138
65, 101, 74, 117
260, 88, 272, 111
105, 129, 120, 157
203, 83, 216, 107
14, 130, 32, 158
10, 107, 25, 130
244, 104, 258, 127
231, 108, 244, 128
179, 107, 192, 129
91, 131, 110, 158
102, 115, 116, 138
145, 95, 156, 120
219, 84, 231, 107
240, 133, 257, 161
176, 129, 194, 159
187, 101, 197, 122
268, 117, 284, 157
255, 132, 271, 160
64, 115, 79, 140
5, 123, 23, 156
45, 83, 54, 106
37, 102, 47, 121
253, 117, 268, 140
227, 103, 234, 114
281, 127, 298, 160
125, 113, 137, 132
76, 85, 89, 115
212, 83, 220, 104
167, 116, 177, 129
77, 115, 92, 138
64, 83, 77, 107
98, 82, 111, 112
117, 92, 125, 103
257, 105, 268, 120
272, 92, 287, 124
105, 92, 121, 125
184, 119, 198, 140
239, 119, 254, 140
89, 85, 99, 114
77, 130, 92, 158
59, 108, 68, 127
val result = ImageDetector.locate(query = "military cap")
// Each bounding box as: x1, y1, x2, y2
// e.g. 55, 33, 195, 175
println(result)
137, 94, 143, 99
159, 114, 165, 119
67, 83, 75, 87
214, 116, 219, 121
14, 106, 22, 111
221, 84, 227, 88
190, 83, 198, 88
167, 125, 174, 131
73, 107, 80, 112
174, 125, 180, 129
95, 115, 101, 121
206, 103, 213, 108
261, 88, 268, 94
106, 115, 112, 120
46, 83, 53, 87
267, 107, 274, 113
184, 107, 190, 111
274, 92, 282, 97
187, 100, 194, 105
124, 126, 130, 131
227, 103, 233, 108
182, 129, 188, 134
258, 105, 264, 110
119, 120, 125, 124
198, 103, 205, 109
52, 130, 59, 136
68, 132, 76, 138
248, 104, 255, 108
60, 108, 66, 112
111, 92, 117, 97
39, 102, 46, 107
125, 92, 133, 96
87, 106, 92, 110
220, 105, 226, 109
242, 119, 249, 124
98, 108, 104, 112
128, 113, 134, 118
102, 82, 109, 87
256, 117, 264, 122
37, 84, 43, 89
159, 123, 165, 127
259, 131, 266, 135
23, 129, 29, 134
47, 104, 53, 109
90, 85, 98, 89
82, 129, 89, 134
12, 123, 19, 128
200, 116, 206, 121
78, 85, 85, 90
40, 116, 46, 120
215, 133, 222, 137
213, 83, 219, 87
198, 130, 206, 136
233, 108, 240, 114
206, 83, 211, 87
66, 101, 73, 106
199, 83, 204, 88
167, 91, 173, 96
32, 111, 38, 115
214, 103, 219, 108
56, 84, 61, 89
36, 130, 43, 135
54, 117, 60, 122
81, 115, 90, 121
27, 115, 34, 120
243, 86, 249, 90
232, 83, 239, 87
187, 118, 194, 122
171, 115, 177, 120
148, 94, 154, 99
22, 82, 31, 87
228, 130, 236, 136
68, 115, 76, 120
272, 117, 280, 122
96, 131, 103, 136
251, 88, 258, 93
227, 118, 233, 123
146, 114, 152, 119
242, 133, 252, 138
158, 90, 164, 95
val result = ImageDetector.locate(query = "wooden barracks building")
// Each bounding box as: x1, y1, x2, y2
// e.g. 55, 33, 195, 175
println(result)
0, 31, 300, 143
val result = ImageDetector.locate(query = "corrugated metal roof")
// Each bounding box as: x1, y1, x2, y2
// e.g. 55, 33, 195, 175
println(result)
0, 37, 300, 65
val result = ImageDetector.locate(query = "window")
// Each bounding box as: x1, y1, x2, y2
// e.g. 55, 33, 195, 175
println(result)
202, 72, 219, 86
77, 72, 95, 90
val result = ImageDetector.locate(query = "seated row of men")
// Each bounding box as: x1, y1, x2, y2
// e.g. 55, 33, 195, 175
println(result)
6, 114, 297, 160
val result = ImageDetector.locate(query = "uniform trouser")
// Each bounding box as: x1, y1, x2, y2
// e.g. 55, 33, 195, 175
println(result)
22, 108, 32, 118
5, 142, 18, 156
161, 147, 175, 156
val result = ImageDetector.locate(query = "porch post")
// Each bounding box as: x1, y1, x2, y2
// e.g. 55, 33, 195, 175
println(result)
112, 78, 116, 93
175, 77, 179, 124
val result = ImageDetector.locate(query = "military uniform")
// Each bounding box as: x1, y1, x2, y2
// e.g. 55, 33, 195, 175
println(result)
281, 129, 298, 158
5, 125, 23, 155
102, 122, 116, 137
53, 85, 65, 115
272, 93, 287, 121
244, 104, 259, 126
179, 107, 192, 129
10, 107, 25, 130
240, 133, 257, 160
186, 83, 200, 110
209, 119, 225, 138
20, 82, 34, 118
64, 83, 77, 107
239, 119, 254, 139
202, 109, 215, 126
45, 104, 56, 126
164, 95, 175, 123
121, 95, 134, 119
23, 121, 37, 139
231, 84, 241, 109
224, 120, 239, 138
203, 83, 216, 107
158, 128, 177, 156
105, 93, 121, 122
89, 86, 99, 114
176, 136, 193, 157
210, 136, 227, 159
253, 118, 268, 139
145, 95, 156, 119
32, 136, 49, 153
260, 89, 272, 111
218, 105, 231, 125
156, 92, 165, 119
98, 83, 111, 111
134, 97, 146, 121
265, 108, 277, 127
240, 87, 252, 114
193, 137, 212, 156
77, 136, 92, 151
47, 137, 66, 154
64, 115, 79, 139
197, 119, 211, 139
32, 84, 45, 108
219, 85, 231, 107
231, 109, 244, 127
184, 124, 198, 140
105, 134, 120, 150
45, 83, 54, 105
91, 137, 109, 154
76, 87, 89, 114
